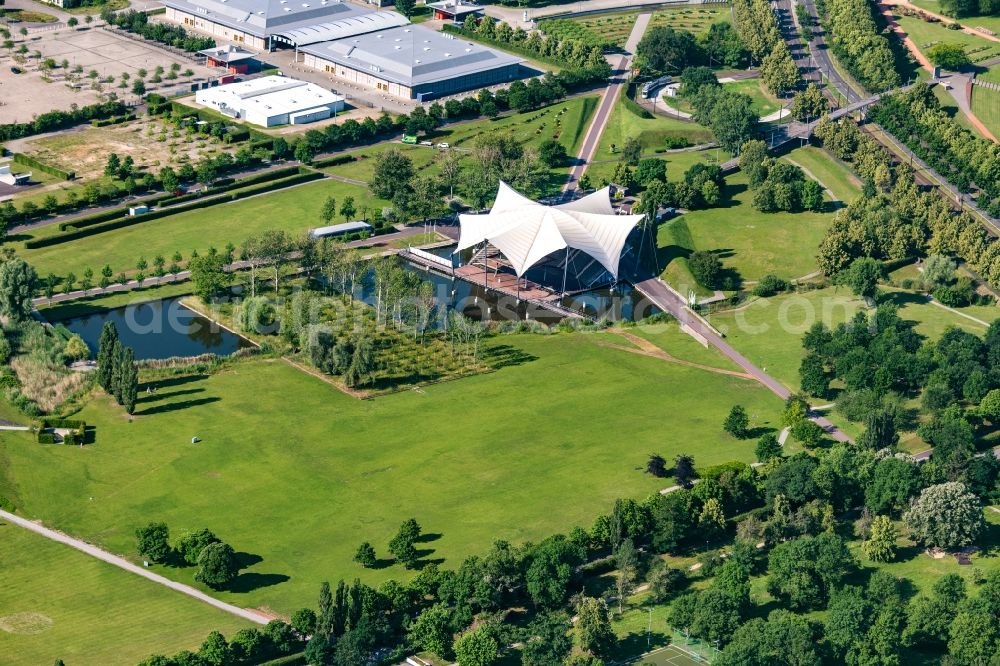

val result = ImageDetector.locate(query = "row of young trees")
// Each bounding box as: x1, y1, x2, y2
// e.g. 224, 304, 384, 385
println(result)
870, 86, 1000, 217
102, 8, 215, 52
96, 321, 138, 414
820, 0, 902, 92
731, 0, 800, 95
0, 99, 128, 141
812, 112, 1000, 292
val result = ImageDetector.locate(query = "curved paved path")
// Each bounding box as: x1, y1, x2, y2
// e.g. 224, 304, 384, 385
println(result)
0, 509, 272, 625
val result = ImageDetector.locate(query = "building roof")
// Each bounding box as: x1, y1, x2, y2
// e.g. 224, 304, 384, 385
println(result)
161, 0, 370, 37
300, 24, 522, 88
273, 10, 409, 46
196, 75, 344, 117
456, 182, 644, 278
310, 220, 373, 237
426, 1, 484, 16
198, 44, 258, 62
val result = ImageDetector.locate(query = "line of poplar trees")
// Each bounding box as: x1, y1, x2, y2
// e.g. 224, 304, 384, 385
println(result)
96, 322, 138, 415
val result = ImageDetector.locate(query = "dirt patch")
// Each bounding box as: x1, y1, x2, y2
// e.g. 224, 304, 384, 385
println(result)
0, 612, 54, 635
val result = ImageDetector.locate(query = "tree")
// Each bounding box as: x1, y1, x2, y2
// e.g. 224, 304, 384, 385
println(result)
159, 166, 179, 194
576, 596, 616, 657
715, 610, 820, 666
636, 26, 706, 73
739, 139, 769, 188
353, 542, 376, 568
723, 405, 750, 438
190, 253, 227, 303
408, 604, 452, 657
765, 453, 819, 506
698, 498, 727, 541
177, 528, 220, 566
67, 16, 79, 27
370, 149, 414, 200
799, 352, 830, 397
105, 153, 121, 177
842, 256, 882, 304
948, 598, 1000, 665
0, 257, 39, 321
760, 42, 799, 95
121, 347, 138, 415
97, 321, 119, 391
453, 626, 499, 666
526, 535, 583, 608
620, 137, 642, 166
789, 418, 824, 448
321, 196, 337, 224
865, 457, 921, 515
647, 454, 668, 477
674, 454, 696, 488
790, 83, 829, 121
388, 518, 421, 568
135, 522, 171, 562
614, 537, 638, 614
395, 0, 415, 17
538, 139, 567, 167
927, 43, 971, 70
521, 612, 572, 666
64, 334, 89, 361
339, 197, 356, 222
862, 515, 898, 562
688, 250, 721, 289
132, 79, 146, 96
903, 482, 984, 551
196, 542, 240, 589
751, 435, 780, 465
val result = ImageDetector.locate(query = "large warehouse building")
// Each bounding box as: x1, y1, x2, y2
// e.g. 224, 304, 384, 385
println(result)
195, 75, 345, 126
161, 0, 525, 99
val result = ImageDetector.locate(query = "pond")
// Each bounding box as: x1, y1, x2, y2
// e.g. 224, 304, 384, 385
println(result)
55, 297, 255, 361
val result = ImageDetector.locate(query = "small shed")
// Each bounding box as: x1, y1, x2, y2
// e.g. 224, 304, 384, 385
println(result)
309, 221, 373, 239
0, 164, 31, 186
198, 45, 259, 75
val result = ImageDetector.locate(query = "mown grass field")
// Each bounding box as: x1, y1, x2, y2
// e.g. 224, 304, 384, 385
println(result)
708, 286, 995, 394
722, 78, 782, 117
0, 524, 250, 666
896, 15, 1000, 64
911, 0, 1000, 35
783, 146, 863, 204
16, 178, 387, 281
586, 99, 725, 185
971, 85, 1000, 139
0, 326, 785, 614
676, 171, 836, 283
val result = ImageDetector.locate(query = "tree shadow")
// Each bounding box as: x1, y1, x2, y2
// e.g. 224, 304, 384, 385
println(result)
135, 396, 220, 416
139, 387, 205, 403
228, 572, 290, 594
413, 556, 446, 570
613, 630, 669, 661
147, 374, 209, 390
747, 426, 776, 439
416, 532, 442, 544
369, 558, 395, 570
234, 551, 263, 569
481, 344, 538, 369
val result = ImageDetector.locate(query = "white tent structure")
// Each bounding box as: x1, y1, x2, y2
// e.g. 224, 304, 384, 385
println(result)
456, 183, 644, 285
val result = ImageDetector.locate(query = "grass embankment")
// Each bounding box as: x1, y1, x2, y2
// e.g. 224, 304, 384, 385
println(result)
1, 325, 784, 613
0, 524, 250, 666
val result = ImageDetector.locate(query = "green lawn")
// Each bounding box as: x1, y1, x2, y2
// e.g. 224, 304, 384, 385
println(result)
0, 327, 785, 615
669, 171, 836, 283
971, 84, 1000, 139
782, 146, 863, 204
979, 64, 1000, 84
723, 78, 782, 117
0, 523, 250, 666
911, 0, 1000, 36
708, 286, 992, 393
586, 99, 724, 185
896, 15, 1000, 65
17, 178, 387, 281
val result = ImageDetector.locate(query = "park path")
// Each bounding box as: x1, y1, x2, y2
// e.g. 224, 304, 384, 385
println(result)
0, 508, 272, 625
563, 12, 651, 193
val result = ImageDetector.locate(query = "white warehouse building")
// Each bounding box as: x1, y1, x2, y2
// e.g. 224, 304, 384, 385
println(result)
195, 75, 345, 126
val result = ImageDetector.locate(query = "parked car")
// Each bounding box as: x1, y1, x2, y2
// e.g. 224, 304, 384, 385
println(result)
436, 142, 450, 149
10, 66, 22, 75
419, 140, 433, 146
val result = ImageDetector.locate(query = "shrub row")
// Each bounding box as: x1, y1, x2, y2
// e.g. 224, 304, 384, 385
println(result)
12, 153, 74, 180
91, 114, 137, 128
622, 85, 654, 119
155, 166, 301, 206
311, 154, 356, 169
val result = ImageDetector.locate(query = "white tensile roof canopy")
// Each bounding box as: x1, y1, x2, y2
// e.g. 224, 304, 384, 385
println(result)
456, 182, 644, 278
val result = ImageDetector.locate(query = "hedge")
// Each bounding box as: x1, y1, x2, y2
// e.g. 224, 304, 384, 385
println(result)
37, 417, 87, 445
58, 206, 129, 231
91, 114, 137, 128
0, 100, 129, 142
155, 166, 302, 206
12, 153, 75, 180
623, 84, 654, 119
311, 154, 356, 169
28, 172, 325, 248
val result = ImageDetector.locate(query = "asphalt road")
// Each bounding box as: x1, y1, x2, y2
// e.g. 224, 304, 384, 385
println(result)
564, 12, 652, 193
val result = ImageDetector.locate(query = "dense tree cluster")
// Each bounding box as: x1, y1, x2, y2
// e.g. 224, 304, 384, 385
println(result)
134, 522, 242, 590
96, 321, 138, 414
103, 9, 215, 52
870, 86, 1000, 217
739, 139, 825, 212
938, 0, 1000, 17
812, 113, 1000, 290
138, 622, 303, 666
731, 0, 799, 95
821, 0, 901, 91
685, 75, 759, 154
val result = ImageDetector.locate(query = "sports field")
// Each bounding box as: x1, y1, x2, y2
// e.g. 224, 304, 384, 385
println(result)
1, 325, 784, 614
0, 523, 250, 666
